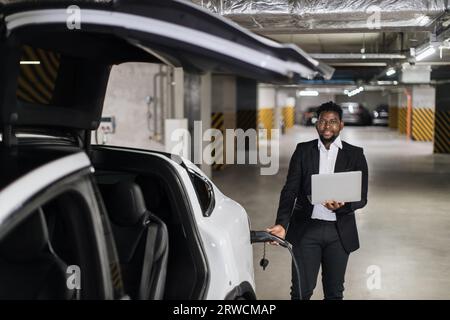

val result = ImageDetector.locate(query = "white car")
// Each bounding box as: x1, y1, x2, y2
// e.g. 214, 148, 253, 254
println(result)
0, 0, 331, 300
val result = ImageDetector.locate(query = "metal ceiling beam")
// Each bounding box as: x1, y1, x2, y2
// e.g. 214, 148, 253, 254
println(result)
310, 53, 406, 60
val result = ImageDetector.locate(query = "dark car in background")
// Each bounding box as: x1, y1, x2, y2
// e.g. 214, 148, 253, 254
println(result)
341, 102, 372, 126
372, 104, 389, 126
301, 106, 319, 126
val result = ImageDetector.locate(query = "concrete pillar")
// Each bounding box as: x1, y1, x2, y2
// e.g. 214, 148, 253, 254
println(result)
173, 67, 184, 119
211, 74, 237, 170
397, 88, 409, 135
257, 85, 275, 139
411, 85, 435, 142
399, 65, 432, 138
274, 88, 282, 133
434, 83, 450, 153
275, 89, 296, 131
236, 77, 257, 131
184, 73, 204, 172
388, 91, 400, 129
200, 72, 212, 178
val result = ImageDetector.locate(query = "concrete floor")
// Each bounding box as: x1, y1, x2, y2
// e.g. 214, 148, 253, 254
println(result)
213, 125, 450, 300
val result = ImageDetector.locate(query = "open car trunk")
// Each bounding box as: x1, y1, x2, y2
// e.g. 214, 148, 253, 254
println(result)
0, 0, 333, 143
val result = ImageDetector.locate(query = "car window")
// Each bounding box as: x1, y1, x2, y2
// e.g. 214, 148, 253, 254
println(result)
8, 42, 109, 130
0, 180, 112, 300
188, 169, 215, 217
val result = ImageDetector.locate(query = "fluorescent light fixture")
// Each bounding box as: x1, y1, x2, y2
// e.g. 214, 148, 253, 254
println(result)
418, 15, 431, 27
299, 90, 319, 96
347, 86, 364, 97
386, 68, 396, 76
20, 61, 40, 64
377, 80, 398, 85
416, 46, 436, 61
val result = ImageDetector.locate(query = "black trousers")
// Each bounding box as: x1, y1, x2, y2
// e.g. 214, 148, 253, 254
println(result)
291, 219, 349, 300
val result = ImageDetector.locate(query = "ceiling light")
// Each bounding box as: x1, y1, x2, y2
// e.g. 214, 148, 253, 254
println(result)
386, 68, 396, 76
416, 46, 436, 61
377, 80, 397, 85
418, 16, 431, 27
298, 90, 319, 96
20, 61, 40, 65
347, 86, 364, 97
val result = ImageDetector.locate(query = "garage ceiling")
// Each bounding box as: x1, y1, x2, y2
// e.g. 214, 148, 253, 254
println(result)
193, 0, 450, 84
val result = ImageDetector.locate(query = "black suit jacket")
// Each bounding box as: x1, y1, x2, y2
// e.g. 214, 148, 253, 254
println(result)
275, 139, 368, 253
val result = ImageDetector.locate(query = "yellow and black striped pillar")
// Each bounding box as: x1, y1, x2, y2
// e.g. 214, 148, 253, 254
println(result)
434, 84, 450, 153
412, 108, 434, 141
282, 106, 295, 129
397, 107, 407, 134
433, 110, 450, 153
237, 110, 257, 131
17, 45, 60, 104
257, 107, 274, 139
211, 112, 225, 171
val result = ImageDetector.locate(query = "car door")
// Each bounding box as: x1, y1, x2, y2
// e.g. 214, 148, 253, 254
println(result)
90, 145, 210, 299
0, 151, 123, 299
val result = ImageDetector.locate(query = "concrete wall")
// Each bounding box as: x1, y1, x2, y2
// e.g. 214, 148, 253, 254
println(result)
258, 86, 275, 110
100, 62, 165, 151
212, 75, 236, 114
335, 91, 389, 111
412, 85, 435, 110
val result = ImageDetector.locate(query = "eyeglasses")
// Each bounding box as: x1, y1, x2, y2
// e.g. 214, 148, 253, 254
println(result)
317, 119, 340, 127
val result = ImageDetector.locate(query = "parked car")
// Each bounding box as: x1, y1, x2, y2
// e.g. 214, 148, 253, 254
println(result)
372, 104, 389, 126
0, 0, 331, 300
301, 106, 319, 126
341, 102, 372, 126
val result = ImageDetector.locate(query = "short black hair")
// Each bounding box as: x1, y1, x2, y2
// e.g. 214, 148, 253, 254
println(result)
317, 101, 343, 121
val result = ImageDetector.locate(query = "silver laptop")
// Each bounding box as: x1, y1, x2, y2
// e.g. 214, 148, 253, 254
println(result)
311, 171, 362, 205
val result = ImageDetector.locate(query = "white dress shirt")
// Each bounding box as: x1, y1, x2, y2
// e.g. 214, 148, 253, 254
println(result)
311, 136, 343, 221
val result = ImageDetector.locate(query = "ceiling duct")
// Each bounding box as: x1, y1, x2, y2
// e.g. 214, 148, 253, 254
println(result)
192, 0, 447, 34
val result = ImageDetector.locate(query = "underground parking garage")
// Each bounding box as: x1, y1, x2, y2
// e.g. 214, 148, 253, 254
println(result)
0, 0, 449, 304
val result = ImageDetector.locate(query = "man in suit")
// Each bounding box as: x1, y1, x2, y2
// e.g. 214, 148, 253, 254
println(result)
267, 101, 368, 300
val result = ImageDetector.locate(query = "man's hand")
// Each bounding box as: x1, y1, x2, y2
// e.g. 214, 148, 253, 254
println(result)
322, 200, 345, 211
266, 224, 286, 245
